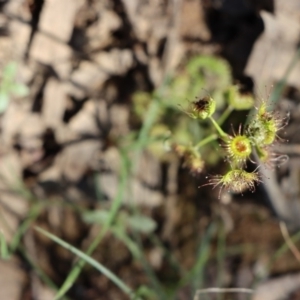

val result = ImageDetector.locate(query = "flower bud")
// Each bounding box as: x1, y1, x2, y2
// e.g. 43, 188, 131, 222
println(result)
189, 96, 216, 120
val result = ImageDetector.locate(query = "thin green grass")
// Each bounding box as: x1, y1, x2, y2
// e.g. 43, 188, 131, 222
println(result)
10, 203, 42, 253
35, 226, 139, 299
0, 201, 69, 299
53, 150, 129, 299
31, 86, 167, 299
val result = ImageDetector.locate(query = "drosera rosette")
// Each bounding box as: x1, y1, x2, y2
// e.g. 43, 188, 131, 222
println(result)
173, 144, 205, 175
202, 168, 262, 199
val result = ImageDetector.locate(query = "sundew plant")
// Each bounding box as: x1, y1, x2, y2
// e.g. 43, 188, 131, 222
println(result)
125, 60, 291, 300
175, 89, 288, 198
131, 55, 288, 197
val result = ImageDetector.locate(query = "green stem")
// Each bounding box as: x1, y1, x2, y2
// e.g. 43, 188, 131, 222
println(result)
217, 105, 233, 126
208, 116, 228, 139
194, 134, 218, 149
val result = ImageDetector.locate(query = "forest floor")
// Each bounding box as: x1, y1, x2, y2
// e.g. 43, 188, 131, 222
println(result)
0, 0, 300, 300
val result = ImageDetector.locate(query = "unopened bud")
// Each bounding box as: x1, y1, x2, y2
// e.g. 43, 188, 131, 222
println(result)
191, 96, 216, 119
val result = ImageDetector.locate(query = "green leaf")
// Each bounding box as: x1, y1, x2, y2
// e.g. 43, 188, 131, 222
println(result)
82, 210, 110, 224
127, 214, 157, 234
35, 226, 140, 300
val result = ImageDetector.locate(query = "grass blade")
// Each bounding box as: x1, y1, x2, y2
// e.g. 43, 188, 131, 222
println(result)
52, 151, 129, 299
35, 226, 138, 299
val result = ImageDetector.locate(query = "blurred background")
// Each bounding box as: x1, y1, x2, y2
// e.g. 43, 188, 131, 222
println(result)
0, 0, 300, 299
